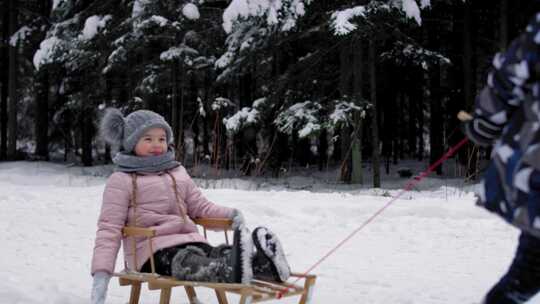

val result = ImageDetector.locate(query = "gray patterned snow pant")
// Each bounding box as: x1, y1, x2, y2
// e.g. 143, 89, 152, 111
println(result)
141, 242, 234, 282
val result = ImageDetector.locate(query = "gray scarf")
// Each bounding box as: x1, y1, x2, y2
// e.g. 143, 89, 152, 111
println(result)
113, 149, 181, 173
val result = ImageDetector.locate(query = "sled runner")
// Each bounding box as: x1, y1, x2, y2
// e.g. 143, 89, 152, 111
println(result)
113, 218, 317, 304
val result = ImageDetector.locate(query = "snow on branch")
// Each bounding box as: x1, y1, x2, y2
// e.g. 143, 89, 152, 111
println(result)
10, 26, 32, 46
33, 36, 63, 70
223, 107, 260, 135
132, 0, 152, 18
401, 0, 422, 25
52, 0, 67, 11
103, 46, 127, 74
222, 97, 268, 135
215, 24, 261, 72
182, 3, 200, 20
137, 15, 169, 29
139, 73, 158, 94
331, 6, 367, 36
223, 0, 312, 33
275, 101, 322, 139
330, 3, 392, 36
212, 97, 234, 111
79, 15, 112, 41
380, 41, 451, 69
197, 97, 206, 117
330, 0, 432, 36
160, 45, 199, 61
328, 99, 369, 132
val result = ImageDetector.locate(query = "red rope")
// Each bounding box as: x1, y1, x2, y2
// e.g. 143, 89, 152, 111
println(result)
276, 137, 470, 297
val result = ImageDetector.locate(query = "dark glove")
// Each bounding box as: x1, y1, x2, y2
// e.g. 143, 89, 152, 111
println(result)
462, 117, 501, 147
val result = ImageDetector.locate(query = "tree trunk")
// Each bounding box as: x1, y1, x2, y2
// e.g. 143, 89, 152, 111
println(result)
380, 64, 394, 175
172, 60, 185, 163
81, 109, 93, 166
417, 90, 424, 161
318, 127, 328, 171
7, 0, 18, 159
171, 59, 179, 153
211, 112, 222, 168
395, 92, 402, 163
202, 85, 211, 157
369, 39, 380, 188
500, 0, 508, 50
34, 0, 53, 160
351, 114, 363, 183
239, 72, 258, 174
0, 0, 9, 160
35, 69, 49, 160
192, 109, 200, 165
55, 86, 71, 162
463, 0, 478, 178
448, 2, 468, 173
179, 68, 185, 163
339, 38, 352, 182
407, 93, 416, 158
429, 66, 443, 175
103, 75, 112, 163
427, 12, 443, 175
351, 37, 363, 184
463, 1, 476, 110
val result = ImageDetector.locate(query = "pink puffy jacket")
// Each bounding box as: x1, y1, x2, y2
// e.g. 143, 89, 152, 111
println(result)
91, 166, 233, 275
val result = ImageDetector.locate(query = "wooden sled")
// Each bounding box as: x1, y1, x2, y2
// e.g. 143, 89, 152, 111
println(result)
113, 218, 317, 304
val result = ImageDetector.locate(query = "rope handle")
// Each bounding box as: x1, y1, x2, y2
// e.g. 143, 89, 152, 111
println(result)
276, 136, 470, 298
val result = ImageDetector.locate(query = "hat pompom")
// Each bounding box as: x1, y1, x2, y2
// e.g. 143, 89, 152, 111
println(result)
100, 108, 125, 145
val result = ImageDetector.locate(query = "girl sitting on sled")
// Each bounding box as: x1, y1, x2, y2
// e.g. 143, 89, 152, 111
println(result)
90, 108, 291, 304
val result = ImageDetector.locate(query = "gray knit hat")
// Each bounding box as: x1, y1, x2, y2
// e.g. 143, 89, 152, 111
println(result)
100, 108, 173, 153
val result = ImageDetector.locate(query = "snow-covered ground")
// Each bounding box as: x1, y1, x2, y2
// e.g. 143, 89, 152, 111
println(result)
1, 161, 538, 304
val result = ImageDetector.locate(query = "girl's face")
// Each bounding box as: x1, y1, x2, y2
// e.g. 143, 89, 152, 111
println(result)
134, 127, 168, 157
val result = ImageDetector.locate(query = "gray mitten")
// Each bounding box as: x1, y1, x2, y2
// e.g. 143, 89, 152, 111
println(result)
91, 271, 111, 304
230, 209, 246, 230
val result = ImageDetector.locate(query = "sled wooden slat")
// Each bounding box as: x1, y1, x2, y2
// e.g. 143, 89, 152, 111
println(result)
114, 218, 317, 304
128, 281, 141, 304
146, 276, 248, 289
159, 287, 171, 304
184, 285, 198, 304
193, 218, 232, 244
193, 217, 233, 229
215, 289, 229, 304
253, 278, 302, 291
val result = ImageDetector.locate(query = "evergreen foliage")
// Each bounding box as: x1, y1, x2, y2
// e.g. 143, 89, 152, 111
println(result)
1, 0, 538, 182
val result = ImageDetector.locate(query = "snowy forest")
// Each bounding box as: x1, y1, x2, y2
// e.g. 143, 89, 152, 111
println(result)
1, 0, 538, 185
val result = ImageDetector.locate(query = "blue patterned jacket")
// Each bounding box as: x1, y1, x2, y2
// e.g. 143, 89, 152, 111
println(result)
466, 14, 540, 237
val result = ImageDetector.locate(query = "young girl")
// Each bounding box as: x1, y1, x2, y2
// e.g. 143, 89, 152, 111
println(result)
90, 108, 290, 304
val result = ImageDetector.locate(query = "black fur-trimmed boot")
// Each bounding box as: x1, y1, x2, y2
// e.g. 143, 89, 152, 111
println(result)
230, 227, 254, 283
171, 227, 253, 284
252, 227, 291, 282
